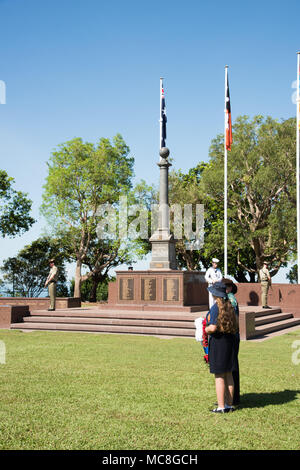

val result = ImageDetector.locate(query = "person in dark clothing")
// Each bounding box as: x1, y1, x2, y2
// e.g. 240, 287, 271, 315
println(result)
223, 279, 240, 406
205, 282, 238, 413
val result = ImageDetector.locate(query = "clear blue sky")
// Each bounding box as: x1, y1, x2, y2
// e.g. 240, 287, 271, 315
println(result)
0, 0, 299, 282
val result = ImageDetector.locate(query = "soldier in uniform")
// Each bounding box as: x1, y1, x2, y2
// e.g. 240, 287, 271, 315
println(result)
259, 261, 271, 309
45, 259, 58, 311
205, 258, 223, 309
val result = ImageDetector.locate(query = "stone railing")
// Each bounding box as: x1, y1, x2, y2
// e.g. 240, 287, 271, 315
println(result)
0, 305, 30, 328
0, 297, 81, 312
236, 283, 300, 318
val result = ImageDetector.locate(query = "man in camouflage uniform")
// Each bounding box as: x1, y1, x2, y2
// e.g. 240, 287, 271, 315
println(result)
45, 259, 58, 311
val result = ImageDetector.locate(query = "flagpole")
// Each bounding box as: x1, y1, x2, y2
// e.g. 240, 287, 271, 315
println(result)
297, 53, 300, 283
160, 77, 163, 150
224, 65, 228, 278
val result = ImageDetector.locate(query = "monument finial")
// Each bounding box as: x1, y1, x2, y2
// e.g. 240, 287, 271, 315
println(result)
159, 147, 170, 159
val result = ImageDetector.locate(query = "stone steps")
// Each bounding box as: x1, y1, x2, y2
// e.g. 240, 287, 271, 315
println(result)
11, 321, 196, 337
20, 315, 197, 329
254, 317, 300, 335
253, 308, 282, 318
100, 304, 209, 312
10, 308, 206, 337
242, 307, 300, 338
28, 309, 204, 321
255, 312, 293, 326
10, 305, 300, 339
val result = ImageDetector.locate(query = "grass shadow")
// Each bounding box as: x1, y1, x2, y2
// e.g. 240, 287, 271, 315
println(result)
240, 389, 300, 409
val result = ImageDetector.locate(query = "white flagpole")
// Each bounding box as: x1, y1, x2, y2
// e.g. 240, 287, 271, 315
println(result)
297, 53, 300, 283
224, 66, 228, 278
160, 77, 163, 150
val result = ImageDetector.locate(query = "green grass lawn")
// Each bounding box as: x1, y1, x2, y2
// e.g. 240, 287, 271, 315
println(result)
0, 329, 299, 450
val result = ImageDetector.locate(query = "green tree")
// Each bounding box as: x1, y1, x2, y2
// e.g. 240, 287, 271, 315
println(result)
0, 237, 69, 297
79, 179, 157, 301
75, 238, 135, 302
286, 264, 297, 284
70, 276, 115, 302
41, 135, 135, 298
0, 170, 35, 237
169, 163, 257, 281
200, 115, 296, 279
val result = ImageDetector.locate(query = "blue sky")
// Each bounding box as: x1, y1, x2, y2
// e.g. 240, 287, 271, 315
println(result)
0, 0, 299, 282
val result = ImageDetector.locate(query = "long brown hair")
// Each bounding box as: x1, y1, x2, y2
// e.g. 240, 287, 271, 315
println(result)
215, 297, 238, 334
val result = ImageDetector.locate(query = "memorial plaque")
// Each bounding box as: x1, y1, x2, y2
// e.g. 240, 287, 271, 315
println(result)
119, 278, 134, 301
141, 278, 156, 301
163, 278, 179, 302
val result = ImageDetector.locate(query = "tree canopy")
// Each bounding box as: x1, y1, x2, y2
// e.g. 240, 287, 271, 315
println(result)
168, 163, 256, 280
0, 237, 69, 297
0, 170, 35, 237
200, 115, 296, 278
41, 134, 136, 298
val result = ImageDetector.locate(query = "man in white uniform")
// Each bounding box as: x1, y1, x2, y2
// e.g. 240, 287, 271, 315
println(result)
205, 258, 223, 309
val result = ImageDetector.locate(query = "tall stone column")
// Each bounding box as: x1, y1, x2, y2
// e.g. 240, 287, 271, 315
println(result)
149, 147, 177, 270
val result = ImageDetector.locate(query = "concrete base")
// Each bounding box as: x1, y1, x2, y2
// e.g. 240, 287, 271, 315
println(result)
106, 270, 208, 311
149, 231, 177, 270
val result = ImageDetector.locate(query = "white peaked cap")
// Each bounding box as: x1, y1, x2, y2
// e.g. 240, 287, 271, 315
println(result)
212, 258, 220, 263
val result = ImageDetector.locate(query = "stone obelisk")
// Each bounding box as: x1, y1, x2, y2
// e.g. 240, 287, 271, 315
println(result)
149, 146, 177, 270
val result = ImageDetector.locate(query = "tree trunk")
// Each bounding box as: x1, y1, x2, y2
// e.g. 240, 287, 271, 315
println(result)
89, 276, 99, 303
74, 259, 82, 299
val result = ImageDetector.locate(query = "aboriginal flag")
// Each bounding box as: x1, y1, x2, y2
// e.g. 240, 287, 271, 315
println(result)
225, 76, 232, 151
161, 82, 167, 148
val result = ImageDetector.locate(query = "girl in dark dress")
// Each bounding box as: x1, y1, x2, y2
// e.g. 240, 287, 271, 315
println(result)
223, 279, 240, 406
205, 282, 238, 413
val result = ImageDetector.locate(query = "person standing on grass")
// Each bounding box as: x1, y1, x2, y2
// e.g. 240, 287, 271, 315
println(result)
205, 258, 223, 309
205, 281, 238, 413
44, 259, 58, 311
223, 278, 240, 406
259, 261, 272, 309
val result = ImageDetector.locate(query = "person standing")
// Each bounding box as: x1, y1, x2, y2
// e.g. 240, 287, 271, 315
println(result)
205, 258, 223, 309
45, 259, 58, 311
259, 261, 271, 309
205, 281, 238, 413
223, 278, 240, 406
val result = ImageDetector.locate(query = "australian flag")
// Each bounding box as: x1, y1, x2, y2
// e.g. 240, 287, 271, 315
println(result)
161, 82, 167, 148
225, 75, 232, 151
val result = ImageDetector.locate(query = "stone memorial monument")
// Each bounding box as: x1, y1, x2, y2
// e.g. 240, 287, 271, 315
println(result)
104, 80, 208, 312
149, 147, 177, 270
105, 143, 208, 312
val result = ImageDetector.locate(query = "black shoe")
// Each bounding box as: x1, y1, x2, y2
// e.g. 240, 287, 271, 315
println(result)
47, 308, 55, 311
214, 402, 236, 409
262, 306, 271, 309
211, 408, 228, 414
225, 406, 235, 412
